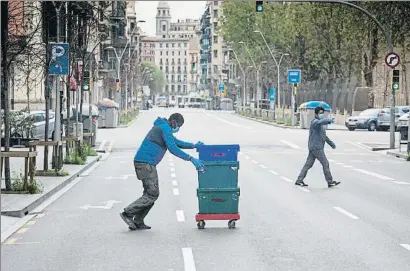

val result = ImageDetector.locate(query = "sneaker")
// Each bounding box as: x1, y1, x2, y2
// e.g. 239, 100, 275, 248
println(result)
135, 222, 151, 230
328, 181, 341, 188
120, 212, 137, 230
295, 181, 308, 187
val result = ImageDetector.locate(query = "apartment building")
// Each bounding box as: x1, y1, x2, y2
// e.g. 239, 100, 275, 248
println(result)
154, 1, 200, 105
139, 36, 156, 64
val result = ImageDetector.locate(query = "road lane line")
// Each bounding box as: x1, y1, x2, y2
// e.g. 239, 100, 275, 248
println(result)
333, 207, 360, 220
280, 176, 293, 183
172, 180, 178, 186
297, 187, 310, 193
350, 160, 363, 163
400, 244, 410, 251
169, 162, 175, 167
269, 170, 279, 175
182, 247, 197, 271
170, 168, 175, 172
173, 188, 180, 195
343, 165, 353, 168
171, 173, 176, 178
335, 162, 345, 165
280, 140, 300, 149
244, 156, 250, 159
352, 168, 394, 181
392, 181, 410, 185
252, 160, 258, 164
176, 210, 185, 222
259, 164, 267, 169
17, 228, 28, 234
97, 140, 107, 152
328, 159, 337, 163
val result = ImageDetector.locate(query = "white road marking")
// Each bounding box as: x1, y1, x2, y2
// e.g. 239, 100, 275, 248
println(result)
244, 156, 250, 160
351, 160, 363, 163
171, 173, 176, 178
173, 188, 180, 195
259, 164, 267, 169
400, 244, 410, 251
392, 181, 410, 185
343, 165, 353, 168
97, 140, 107, 151
238, 152, 243, 155
335, 162, 345, 165
176, 210, 185, 222
328, 159, 337, 163
296, 186, 310, 193
280, 176, 293, 183
169, 162, 175, 167
280, 140, 300, 149
252, 160, 258, 164
170, 168, 175, 172
352, 168, 394, 181
206, 112, 252, 129
333, 207, 360, 220
269, 170, 279, 175
172, 180, 178, 186
182, 247, 197, 271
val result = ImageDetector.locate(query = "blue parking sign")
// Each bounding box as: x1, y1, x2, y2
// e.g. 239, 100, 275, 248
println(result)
287, 69, 301, 84
269, 87, 275, 102
218, 83, 224, 92
48, 43, 69, 75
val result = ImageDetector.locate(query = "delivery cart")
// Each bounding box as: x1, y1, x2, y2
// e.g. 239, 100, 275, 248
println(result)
195, 144, 241, 229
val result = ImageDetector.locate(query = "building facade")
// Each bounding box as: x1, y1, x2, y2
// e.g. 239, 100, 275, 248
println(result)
139, 36, 156, 64
154, 1, 200, 105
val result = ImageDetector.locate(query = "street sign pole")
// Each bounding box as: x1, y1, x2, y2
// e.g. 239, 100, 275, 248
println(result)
385, 52, 400, 149
287, 70, 301, 127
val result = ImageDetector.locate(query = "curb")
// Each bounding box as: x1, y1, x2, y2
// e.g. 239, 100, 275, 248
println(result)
118, 114, 140, 128
1, 154, 102, 218
235, 113, 347, 131
386, 151, 409, 160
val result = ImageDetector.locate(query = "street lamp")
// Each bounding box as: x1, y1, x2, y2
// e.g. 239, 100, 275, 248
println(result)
254, 30, 289, 111
239, 41, 265, 109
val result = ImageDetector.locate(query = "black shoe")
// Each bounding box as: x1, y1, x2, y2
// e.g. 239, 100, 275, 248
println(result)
328, 181, 341, 188
120, 212, 137, 230
295, 181, 308, 187
135, 222, 151, 230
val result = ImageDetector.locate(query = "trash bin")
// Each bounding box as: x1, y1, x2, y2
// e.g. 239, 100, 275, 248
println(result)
195, 144, 241, 229
97, 99, 119, 128
299, 101, 331, 129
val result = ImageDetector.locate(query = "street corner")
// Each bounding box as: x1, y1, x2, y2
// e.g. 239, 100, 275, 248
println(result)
386, 150, 410, 161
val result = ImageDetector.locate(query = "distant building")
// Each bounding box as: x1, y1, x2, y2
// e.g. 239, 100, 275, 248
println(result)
139, 36, 156, 64
154, 1, 200, 105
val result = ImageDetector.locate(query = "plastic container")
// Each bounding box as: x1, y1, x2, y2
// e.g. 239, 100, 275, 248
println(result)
197, 187, 240, 214
198, 161, 239, 188
196, 144, 240, 162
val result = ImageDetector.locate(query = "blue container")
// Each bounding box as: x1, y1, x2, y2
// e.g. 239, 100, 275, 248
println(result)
196, 144, 240, 162
198, 161, 239, 188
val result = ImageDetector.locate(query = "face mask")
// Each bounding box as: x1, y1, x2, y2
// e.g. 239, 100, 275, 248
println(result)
318, 114, 324, 120
172, 126, 180, 133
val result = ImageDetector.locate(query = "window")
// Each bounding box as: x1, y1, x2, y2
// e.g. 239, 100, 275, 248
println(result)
213, 36, 218, 44
183, 85, 187, 92
213, 10, 218, 18
166, 75, 169, 81
166, 43, 169, 48
160, 51, 163, 56
160, 66, 163, 71
214, 1, 218, 6
184, 43, 187, 47
171, 85, 175, 92
172, 75, 175, 82
213, 50, 218, 58
172, 43, 175, 47
172, 51, 174, 56
166, 51, 168, 56
213, 22, 218, 31
178, 66, 181, 73
162, 25, 166, 31
160, 43, 163, 48
178, 85, 181, 92
166, 85, 169, 92
184, 51, 187, 56
166, 66, 169, 73
158, 10, 161, 15
162, 10, 165, 15
178, 43, 181, 48
178, 51, 181, 56
178, 75, 181, 82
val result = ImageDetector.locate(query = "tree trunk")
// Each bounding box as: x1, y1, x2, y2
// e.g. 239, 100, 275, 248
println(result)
1, 1, 12, 190
26, 55, 31, 112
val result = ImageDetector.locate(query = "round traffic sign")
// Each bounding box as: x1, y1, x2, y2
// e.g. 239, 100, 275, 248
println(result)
385, 52, 400, 68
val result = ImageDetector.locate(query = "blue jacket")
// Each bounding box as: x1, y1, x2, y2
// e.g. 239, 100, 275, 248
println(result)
308, 117, 335, 151
134, 117, 195, 165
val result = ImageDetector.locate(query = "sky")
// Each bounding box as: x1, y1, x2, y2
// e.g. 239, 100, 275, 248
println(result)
135, 1, 207, 36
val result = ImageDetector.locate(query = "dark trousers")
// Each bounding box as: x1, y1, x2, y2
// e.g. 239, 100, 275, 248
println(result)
124, 161, 159, 223
296, 149, 333, 183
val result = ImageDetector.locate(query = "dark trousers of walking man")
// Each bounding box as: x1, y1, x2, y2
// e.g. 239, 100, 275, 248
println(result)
123, 161, 159, 229
296, 149, 333, 184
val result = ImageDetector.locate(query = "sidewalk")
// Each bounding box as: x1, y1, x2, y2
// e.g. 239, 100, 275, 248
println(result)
1, 154, 102, 218
235, 114, 347, 130
386, 149, 409, 160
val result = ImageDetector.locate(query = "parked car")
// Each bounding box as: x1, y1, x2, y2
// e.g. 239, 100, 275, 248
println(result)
377, 106, 410, 131
345, 108, 382, 131
397, 112, 409, 141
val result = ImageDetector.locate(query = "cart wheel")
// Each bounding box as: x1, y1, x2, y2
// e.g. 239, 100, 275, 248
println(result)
228, 220, 236, 229
197, 220, 206, 229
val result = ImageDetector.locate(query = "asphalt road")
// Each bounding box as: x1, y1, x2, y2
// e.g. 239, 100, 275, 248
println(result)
2, 108, 410, 271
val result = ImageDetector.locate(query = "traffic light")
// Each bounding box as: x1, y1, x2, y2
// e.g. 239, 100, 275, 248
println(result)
392, 69, 399, 91
191, 62, 196, 72
256, 1, 263, 12
83, 71, 90, 91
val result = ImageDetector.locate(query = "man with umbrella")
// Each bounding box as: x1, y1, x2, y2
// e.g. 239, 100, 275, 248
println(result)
295, 105, 341, 188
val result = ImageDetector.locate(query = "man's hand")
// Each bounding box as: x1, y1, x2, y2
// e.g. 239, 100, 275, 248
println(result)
194, 141, 205, 149
327, 118, 335, 125
329, 141, 336, 149
190, 157, 204, 171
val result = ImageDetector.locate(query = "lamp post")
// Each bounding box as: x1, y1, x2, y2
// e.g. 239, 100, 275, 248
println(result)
254, 30, 289, 112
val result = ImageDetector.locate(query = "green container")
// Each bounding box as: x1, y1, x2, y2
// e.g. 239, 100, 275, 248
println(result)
198, 161, 239, 189
197, 187, 240, 214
